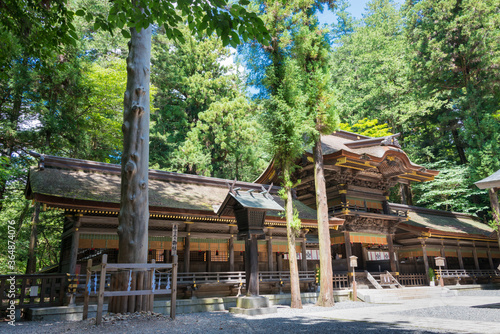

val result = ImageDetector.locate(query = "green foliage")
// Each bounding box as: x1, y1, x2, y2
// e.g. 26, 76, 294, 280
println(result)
150, 24, 242, 170
406, 0, 500, 174
170, 97, 269, 181
428, 268, 435, 280
0, 183, 64, 275
331, 0, 428, 132
0, 0, 79, 57
339, 118, 393, 137
411, 161, 488, 215
73, 0, 270, 47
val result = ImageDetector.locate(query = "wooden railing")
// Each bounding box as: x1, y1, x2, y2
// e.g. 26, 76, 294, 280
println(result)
396, 273, 427, 286
0, 274, 68, 310
174, 271, 349, 289
439, 269, 500, 279
333, 274, 350, 289
83, 254, 178, 325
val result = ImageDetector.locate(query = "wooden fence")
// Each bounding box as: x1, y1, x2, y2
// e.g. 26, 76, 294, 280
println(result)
396, 273, 427, 286
83, 254, 178, 325
0, 274, 68, 310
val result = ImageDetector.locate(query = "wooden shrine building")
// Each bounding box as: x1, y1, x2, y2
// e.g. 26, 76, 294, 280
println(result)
24, 130, 500, 291
256, 130, 499, 274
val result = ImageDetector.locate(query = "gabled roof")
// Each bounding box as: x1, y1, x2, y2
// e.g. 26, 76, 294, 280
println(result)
217, 190, 285, 216
26, 154, 343, 227
256, 130, 438, 184
391, 203, 495, 240
475, 169, 500, 190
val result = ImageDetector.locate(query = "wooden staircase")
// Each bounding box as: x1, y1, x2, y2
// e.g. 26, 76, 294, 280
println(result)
365, 271, 403, 289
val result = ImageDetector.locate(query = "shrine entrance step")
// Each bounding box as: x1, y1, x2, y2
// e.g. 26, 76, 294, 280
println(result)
357, 286, 458, 303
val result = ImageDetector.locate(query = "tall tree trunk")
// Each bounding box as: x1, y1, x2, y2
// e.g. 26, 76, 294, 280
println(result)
26, 202, 39, 274
283, 163, 302, 309
313, 134, 334, 307
488, 188, 500, 251
400, 183, 413, 206
111, 23, 152, 313
451, 128, 467, 164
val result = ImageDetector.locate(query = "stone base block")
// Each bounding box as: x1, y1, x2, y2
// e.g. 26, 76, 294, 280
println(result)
229, 296, 277, 316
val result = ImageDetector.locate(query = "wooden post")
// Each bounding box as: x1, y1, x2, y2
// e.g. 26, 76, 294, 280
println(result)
345, 232, 352, 272
184, 233, 190, 273
457, 241, 464, 269
387, 234, 397, 272
440, 239, 447, 269
229, 236, 235, 271
96, 254, 107, 326
148, 259, 155, 312
69, 216, 82, 275
420, 239, 429, 283
206, 250, 212, 272
361, 246, 368, 270
164, 249, 169, 264
301, 238, 308, 272
277, 252, 283, 272
472, 241, 480, 270
170, 255, 178, 319
487, 243, 495, 269
267, 237, 273, 272
171, 223, 178, 319
245, 235, 259, 296
83, 259, 92, 320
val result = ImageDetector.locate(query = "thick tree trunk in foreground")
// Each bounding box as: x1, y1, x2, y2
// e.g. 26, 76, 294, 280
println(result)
488, 188, 500, 251
284, 163, 302, 309
314, 134, 334, 307
110, 24, 152, 313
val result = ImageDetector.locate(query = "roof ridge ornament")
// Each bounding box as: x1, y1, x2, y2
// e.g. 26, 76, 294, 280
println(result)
381, 133, 401, 148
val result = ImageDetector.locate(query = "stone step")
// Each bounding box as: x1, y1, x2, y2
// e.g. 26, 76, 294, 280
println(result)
357, 287, 458, 303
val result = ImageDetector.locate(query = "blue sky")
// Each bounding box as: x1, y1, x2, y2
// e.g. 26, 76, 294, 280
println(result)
317, 0, 405, 25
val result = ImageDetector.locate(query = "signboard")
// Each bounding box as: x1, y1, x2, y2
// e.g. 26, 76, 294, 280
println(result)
284, 249, 320, 260
172, 223, 178, 256
367, 251, 390, 261
435, 256, 445, 267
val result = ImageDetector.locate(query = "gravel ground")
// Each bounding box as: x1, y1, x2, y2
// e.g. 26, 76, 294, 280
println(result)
1, 302, 450, 334
391, 305, 500, 323
456, 289, 500, 297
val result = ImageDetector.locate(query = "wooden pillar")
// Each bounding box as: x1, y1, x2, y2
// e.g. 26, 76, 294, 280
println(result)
184, 234, 190, 272
420, 239, 430, 279
344, 232, 352, 272
301, 238, 307, 272
386, 234, 397, 272
245, 235, 259, 296
361, 246, 368, 270
206, 250, 212, 272
382, 194, 390, 214
267, 237, 273, 271
69, 215, 82, 275
472, 241, 480, 270
229, 236, 235, 272
394, 247, 401, 273
163, 249, 169, 263
277, 252, 283, 272
457, 241, 464, 269
440, 239, 447, 269
487, 244, 495, 269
